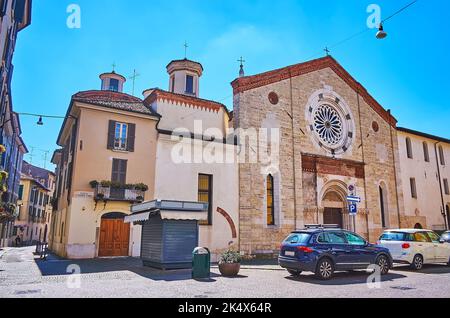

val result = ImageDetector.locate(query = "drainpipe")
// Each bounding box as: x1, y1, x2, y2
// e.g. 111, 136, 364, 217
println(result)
356, 91, 370, 240
288, 75, 299, 230
387, 110, 402, 229
434, 142, 448, 230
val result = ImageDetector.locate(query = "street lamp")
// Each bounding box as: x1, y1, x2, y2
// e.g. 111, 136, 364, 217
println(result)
376, 23, 388, 39
36, 116, 44, 126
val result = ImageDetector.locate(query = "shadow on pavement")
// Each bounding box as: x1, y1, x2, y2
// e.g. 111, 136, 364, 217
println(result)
34, 253, 219, 282
393, 264, 450, 275
285, 270, 407, 286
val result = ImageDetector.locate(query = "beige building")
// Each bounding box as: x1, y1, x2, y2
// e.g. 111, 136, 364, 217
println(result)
16, 161, 55, 245
50, 71, 159, 259
397, 127, 450, 231
232, 56, 405, 257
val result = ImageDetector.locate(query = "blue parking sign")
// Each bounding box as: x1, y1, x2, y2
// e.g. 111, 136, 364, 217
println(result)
349, 203, 357, 214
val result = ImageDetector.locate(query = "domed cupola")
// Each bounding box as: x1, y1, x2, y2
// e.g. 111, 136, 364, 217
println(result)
166, 59, 203, 98
99, 70, 126, 93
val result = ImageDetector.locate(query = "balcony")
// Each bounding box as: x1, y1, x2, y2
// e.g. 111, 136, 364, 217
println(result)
94, 185, 146, 203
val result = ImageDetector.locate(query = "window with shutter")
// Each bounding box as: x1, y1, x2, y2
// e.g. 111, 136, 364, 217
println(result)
111, 159, 127, 185
127, 123, 135, 152
107, 120, 116, 150
14, 0, 26, 23
0, 0, 7, 17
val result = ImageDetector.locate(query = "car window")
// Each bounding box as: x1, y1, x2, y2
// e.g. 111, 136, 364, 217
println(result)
442, 233, 450, 242
317, 233, 330, 244
327, 232, 347, 244
380, 232, 406, 241
414, 232, 431, 242
344, 232, 366, 246
283, 233, 311, 244
427, 232, 441, 243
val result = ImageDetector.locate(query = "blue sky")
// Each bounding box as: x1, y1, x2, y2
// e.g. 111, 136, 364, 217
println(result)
12, 0, 450, 169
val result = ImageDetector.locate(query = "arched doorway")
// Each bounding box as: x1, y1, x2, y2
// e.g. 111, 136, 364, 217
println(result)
99, 212, 130, 257
322, 190, 345, 229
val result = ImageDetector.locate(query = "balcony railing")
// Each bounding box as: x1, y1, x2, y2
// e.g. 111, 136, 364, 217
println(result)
94, 185, 145, 203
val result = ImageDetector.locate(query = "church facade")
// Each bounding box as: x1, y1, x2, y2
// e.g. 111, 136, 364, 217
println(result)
232, 56, 406, 256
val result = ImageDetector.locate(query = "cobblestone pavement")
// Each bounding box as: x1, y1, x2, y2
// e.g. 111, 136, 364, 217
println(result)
1, 247, 450, 298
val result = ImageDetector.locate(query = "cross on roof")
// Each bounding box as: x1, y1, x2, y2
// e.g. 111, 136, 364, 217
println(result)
128, 69, 141, 96
237, 56, 246, 66
112, 62, 116, 72
184, 41, 188, 59
324, 47, 331, 56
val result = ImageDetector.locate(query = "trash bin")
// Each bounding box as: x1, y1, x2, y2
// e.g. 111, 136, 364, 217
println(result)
192, 247, 211, 279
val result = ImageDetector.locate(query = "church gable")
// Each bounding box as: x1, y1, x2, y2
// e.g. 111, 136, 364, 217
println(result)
232, 56, 397, 128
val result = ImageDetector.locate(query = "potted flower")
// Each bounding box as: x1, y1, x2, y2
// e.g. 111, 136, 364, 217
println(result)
218, 249, 242, 277
135, 183, 149, 192
0, 170, 8, 182
0, 145, 6, 154
89, 180, 99, 189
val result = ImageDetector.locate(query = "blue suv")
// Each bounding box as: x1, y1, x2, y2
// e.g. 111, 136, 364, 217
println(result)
278, 225, 393, 280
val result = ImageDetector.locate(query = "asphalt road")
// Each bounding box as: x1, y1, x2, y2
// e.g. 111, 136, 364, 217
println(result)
1, 246, 449, 298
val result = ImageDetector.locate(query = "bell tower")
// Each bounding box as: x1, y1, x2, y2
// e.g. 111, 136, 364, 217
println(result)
166, 59, 203, 97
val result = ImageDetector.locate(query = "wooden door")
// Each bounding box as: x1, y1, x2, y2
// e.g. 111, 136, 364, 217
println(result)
323, 208, 343, 228
99, 219, 130, 257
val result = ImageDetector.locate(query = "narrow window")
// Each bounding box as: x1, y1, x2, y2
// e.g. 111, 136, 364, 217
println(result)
186, 75, 194, 94
410, 178, 417, 199
406, 137, 413, 159
114, 122, 128, 150
423, 142, 430, 162
379, 186, 386, 228
18, 185, 24, 200
170, 75, 175, 92
444, 179, 449, 195
198, 174, 213, 225
109, 78, 119, 92
267, 174, 275, 226
439, 146, 445, 166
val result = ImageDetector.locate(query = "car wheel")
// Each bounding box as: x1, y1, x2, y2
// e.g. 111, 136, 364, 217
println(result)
287, 270, 302, 277
376, 255, 390, 275
410, 255, 424, 271
315, 258, 334, 280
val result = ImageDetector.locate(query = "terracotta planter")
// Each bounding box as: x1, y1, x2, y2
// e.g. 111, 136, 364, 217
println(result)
219, 263, 241, 277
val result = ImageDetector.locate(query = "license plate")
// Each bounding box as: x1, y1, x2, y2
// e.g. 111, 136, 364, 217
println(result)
285, 251, 296, 257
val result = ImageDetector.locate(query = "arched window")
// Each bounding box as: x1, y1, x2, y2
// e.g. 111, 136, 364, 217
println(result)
423, 142, 430, 162
379, 186, 387, 228
439, 145, 445, 166
406, 137, 413, 159
267, 174, 275, 226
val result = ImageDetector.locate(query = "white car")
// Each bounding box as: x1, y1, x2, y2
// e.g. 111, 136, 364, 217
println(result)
378, 229, 450, 270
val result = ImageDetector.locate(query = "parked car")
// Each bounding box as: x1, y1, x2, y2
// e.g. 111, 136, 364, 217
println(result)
278, 225, 393, 280
441, 231, 450, 243
378, 229, 450, 270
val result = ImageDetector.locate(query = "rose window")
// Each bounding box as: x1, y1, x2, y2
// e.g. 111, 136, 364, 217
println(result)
313, 105, 343, 146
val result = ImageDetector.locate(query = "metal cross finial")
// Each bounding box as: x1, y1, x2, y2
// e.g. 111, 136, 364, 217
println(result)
324, 47, 330, 56
129, 69, 141, 96
184, 41, 188, 59
238, 56, 246, 77
112, 62, 116, 72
